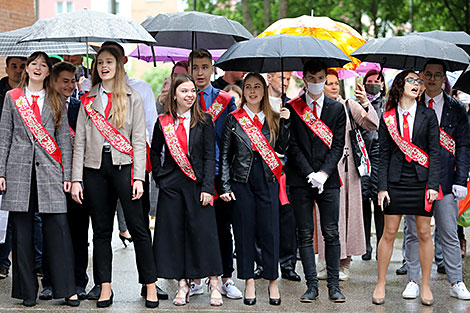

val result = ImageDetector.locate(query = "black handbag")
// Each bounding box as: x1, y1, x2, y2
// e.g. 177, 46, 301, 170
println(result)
345, 100, 371, 177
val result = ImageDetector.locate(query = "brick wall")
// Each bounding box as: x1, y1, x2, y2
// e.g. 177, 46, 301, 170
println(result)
0, 0, 36, 77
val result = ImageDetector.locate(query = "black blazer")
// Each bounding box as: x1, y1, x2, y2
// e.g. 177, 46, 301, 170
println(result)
419, 92, 470, 195
378, 104, 440, 192
285, 94, 346, 189
67, 97, 81, 132
150, 113, 216, 194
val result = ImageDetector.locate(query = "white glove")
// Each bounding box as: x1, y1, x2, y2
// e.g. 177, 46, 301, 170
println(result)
307, 172, 319, 187
312, 171, 328, 185
452, 184, 467, 200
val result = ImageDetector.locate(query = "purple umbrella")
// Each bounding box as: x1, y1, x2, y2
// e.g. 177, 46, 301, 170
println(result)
129, 44, 225, 63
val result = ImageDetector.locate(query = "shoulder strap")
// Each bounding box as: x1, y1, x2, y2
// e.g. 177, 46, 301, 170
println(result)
345, 100, 358, 130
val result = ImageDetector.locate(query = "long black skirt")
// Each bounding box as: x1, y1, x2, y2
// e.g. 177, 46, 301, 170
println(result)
153, 168, 223, 279
386, 160, 432, 217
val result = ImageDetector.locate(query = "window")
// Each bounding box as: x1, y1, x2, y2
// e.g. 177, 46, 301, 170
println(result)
56, 1, 63, 14
56, 1, 73, 14
66, 1, 73, 12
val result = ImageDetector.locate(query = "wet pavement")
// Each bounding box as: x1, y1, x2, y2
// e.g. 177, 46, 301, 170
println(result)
0, 220, 470, 312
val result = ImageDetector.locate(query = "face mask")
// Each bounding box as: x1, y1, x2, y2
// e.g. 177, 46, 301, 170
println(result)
365, 83, 382, 96
459, 92, 470, 105
306, 81, 325, 95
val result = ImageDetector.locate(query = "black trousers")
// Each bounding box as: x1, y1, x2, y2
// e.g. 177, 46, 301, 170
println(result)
290, 187, 340, 288
153, 168, 222, 279
214, 176, 235, 278
10, 169, 76, 301
362, 196, 384, 254
83, 152, 157, 285
231, 156, 280, 280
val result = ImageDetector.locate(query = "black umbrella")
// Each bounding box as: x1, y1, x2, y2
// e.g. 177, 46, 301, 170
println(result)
351, 36, 470, 71
453, 65, 470, 94
215, 34, 351, 72
409, 30, 470, 54
141, 11, 253, 50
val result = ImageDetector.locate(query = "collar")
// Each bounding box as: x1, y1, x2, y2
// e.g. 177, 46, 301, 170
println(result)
200, 84, 214, 95
397, 101, 417, 118
99, 84, 111, 96
177, 109, 191, 120
306, 92, 324, 109
424, 91, 444, 106
243, 104, 265, 121
25, 87, 45, 98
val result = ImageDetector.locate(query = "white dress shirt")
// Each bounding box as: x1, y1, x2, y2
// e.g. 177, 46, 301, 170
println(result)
425, 91, 444, 125
175, 109, 191, 145
397, 101, 417, 142
269, 96, 282, 113
306, 92, 324, 118
25, 88, 45, 116
243, 104, 266, 125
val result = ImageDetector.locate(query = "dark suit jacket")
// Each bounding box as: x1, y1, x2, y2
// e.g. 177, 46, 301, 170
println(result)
420, 92, 470, 194
67, 96, 81, 132
378, 104, 440, 192
285, 94, 346, 189
150, 113, 216, 194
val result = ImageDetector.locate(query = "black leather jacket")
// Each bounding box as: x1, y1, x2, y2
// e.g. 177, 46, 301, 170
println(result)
220, 112, 290, 194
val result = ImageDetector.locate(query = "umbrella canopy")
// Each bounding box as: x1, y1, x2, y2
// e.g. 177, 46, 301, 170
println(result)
0, 26, 96, 57
141, 11, 253, 50
215, 34, 350, 73
409, 30, 470, 54
129, 45, 225, 63
18, 9, 156, 44
453, 66, 470, 94
351, 36, 470, 71
258, 15, 365, 70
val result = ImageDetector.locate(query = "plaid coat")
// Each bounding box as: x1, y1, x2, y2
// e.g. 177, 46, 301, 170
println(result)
0, 88, 72, 213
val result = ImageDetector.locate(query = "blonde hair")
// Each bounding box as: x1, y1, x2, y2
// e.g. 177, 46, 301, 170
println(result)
19, 51, 63, 128
242, 72, 279, 144
91, 47, 127, 129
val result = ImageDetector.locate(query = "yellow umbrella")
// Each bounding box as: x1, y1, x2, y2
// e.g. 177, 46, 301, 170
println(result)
258, 15, 365, 70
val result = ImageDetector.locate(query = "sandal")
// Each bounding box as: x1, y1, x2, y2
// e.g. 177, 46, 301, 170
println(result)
208, 279, 223, 306
173, 280, 189, 306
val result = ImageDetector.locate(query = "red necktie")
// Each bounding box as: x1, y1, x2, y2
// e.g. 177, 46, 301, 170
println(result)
105, 92, 112, 119
199, 91, 207, 111
31, 95, 41, 122
403, 112, 412, 162
176, 116, 188, 154
428, 99, 434, 109
312, 100, 318, 119
253, 115, 263, 130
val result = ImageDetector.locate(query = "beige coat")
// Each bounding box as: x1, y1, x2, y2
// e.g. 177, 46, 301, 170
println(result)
317, 99, 379, 261
72, 84, 147, 182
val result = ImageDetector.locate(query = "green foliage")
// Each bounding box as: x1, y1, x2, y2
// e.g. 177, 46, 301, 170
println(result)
141, 66, 172, 96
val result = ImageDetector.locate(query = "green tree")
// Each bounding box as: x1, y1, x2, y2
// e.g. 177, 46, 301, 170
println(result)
141, 66, 171, 97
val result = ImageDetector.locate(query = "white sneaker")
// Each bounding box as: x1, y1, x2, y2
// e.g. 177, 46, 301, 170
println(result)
189, 281, 204, 297
402, 281, 420, 299
220, 279, 242, 299
450, 281, 470, 300
339, 267, 349, 281
317, 268, 327, 280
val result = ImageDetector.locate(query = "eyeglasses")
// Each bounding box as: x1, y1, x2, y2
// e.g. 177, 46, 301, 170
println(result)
405, 77, 424, 85
424, 72, 444, 80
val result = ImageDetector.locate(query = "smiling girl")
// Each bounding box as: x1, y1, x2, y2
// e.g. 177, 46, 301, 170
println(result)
71, 47, 158, 308
150, 74, 223, 307
0, 51, 78, 307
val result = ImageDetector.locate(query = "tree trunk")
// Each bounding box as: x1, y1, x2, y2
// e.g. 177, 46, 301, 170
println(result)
241, 0, 255, 34
264, 0, 271, 28
279, 0, 288, 19
371, 0, 379, 38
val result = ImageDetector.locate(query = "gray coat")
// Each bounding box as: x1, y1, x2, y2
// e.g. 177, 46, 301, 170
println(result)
0, 88, 72, 213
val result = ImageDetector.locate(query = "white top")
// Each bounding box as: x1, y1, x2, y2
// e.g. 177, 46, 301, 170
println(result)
176, 109, 191, 144
99, 84, 112, 147
269, 96, 282, 113
243, 104, 266, 124
425, 91, 444, 125
306, 92, 324, 118
397, 101, 417, 142
25, 88, 45, 116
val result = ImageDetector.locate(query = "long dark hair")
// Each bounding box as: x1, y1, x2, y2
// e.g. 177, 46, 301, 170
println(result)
385, 69, 416, 111
241, 72, 279, 144
19, 51, 63, 128
165, 74, 207, 127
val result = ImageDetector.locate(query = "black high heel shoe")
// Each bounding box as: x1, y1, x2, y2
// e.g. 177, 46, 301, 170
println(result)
243, 291, 256, 305
119, 234, 133, 248
97, 290, 114, 308
268, 290, 281, 306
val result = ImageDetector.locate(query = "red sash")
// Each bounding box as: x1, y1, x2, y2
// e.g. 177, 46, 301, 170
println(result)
9, 88, 63, 169
206, 90, 232, 122
159, 114, 197, 181
289, 97, 333, 149
440, 128, 455, 157
81, 93, 135, 184
232, 108, 289, 205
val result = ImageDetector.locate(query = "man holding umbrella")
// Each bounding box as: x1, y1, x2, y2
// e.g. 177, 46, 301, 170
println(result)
285, 60, 346, 303
188, 49, 242, 300
402, 59, 470, 301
